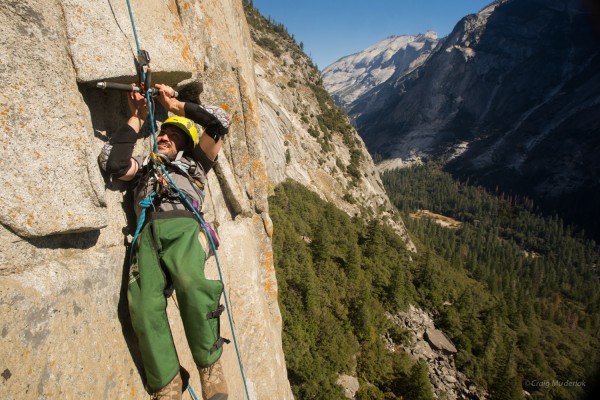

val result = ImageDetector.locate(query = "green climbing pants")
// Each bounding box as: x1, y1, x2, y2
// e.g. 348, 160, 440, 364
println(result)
128, 211, 224, 390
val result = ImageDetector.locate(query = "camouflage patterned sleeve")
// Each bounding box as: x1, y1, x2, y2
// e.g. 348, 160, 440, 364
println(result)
98, 142, 112, 171
184, 103, 231, 141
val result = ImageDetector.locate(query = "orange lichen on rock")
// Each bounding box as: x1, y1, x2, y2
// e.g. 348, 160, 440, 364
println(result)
167, 0, 178, 15
253, 215, 278, 301
165, 33, 193, 65
181, 44, 192, 65
250, 160, 268, 190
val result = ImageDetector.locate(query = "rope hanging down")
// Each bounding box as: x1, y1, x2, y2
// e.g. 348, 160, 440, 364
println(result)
123, 1, 251, 399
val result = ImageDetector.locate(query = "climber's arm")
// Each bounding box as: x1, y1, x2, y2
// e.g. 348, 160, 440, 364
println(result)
98, 91, 147, 181
195, 131, 222, 162
155, 84, 230, 162
185, 102, 229, 162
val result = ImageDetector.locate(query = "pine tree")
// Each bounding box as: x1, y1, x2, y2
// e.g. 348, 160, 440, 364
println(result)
403, 361, 434, 400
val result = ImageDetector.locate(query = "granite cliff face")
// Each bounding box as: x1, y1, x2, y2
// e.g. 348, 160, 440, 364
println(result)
0, 0, 289, 398
0, 1, 413, 398
351, 0, 600, 236
246, 6, 414, 250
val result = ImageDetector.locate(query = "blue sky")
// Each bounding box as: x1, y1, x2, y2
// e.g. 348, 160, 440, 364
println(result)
252, 0, 493, 69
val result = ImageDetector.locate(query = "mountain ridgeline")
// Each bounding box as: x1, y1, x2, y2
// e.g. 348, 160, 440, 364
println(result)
327, 0, 600, 240
322, 32, 439, 110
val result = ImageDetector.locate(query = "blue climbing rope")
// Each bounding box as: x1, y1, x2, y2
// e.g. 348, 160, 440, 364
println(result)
125, 0, 142, 54
123, 1, 251, 399
187, 383, 199, 400
125, 0, 155, 152
129, 192, 156, 265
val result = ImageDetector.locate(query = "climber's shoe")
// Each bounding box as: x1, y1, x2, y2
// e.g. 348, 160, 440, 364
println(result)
151, 372, 183, 400
199, 360, 228, 400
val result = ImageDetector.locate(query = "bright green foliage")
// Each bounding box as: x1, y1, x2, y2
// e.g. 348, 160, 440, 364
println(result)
269, 180, 432, 399
489, 348, 524, 400
356, 383, 385, 400
255, 37, 281, 56
346, 149, 363, 181
403, 362, 435, 400
309, 83, 356, 146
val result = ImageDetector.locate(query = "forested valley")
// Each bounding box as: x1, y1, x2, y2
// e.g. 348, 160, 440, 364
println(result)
269, 164, 600, 399
383, 164, 600, 399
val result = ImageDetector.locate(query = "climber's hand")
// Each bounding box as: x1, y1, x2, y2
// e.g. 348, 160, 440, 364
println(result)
155, 84, 184, 115
127, 86, 149, 120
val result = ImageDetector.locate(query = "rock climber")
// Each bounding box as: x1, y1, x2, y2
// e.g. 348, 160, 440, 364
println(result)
98, 83, 230, 400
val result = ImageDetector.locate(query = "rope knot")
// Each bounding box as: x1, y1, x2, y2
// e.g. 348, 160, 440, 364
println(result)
138, 192, 157, 209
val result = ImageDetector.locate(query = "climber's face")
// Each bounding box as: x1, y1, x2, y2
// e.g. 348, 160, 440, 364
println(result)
157, 126, 187, 160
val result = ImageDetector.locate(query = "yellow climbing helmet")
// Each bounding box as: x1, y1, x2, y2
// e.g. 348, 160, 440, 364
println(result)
161, 116, 199, 146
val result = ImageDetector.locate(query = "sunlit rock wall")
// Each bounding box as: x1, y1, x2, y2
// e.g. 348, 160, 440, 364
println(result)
0, 0, 292, 398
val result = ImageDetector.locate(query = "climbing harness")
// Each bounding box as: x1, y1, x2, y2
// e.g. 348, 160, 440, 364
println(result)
112, 1, 252, 398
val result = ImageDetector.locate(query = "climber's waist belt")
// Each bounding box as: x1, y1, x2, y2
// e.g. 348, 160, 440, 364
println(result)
140, 209, 196, 230
147, 209, 196, 222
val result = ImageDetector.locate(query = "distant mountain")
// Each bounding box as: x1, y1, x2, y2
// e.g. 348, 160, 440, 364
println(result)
322, 32, 439, 111
347, 0, 600, 237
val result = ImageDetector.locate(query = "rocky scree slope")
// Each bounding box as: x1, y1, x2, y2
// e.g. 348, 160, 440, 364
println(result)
387, 305, 488, 400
